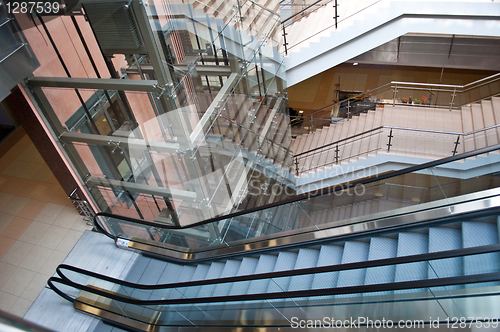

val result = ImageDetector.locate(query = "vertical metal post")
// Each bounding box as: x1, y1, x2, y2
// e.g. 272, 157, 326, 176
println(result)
393, 84, 398, 107
452, 135, 460, 155
310, 114, 313, 132
295, 156, 300, 176
282, 24, 288, 55
334, 0, 338, 29
347, 99, 351, 118
387, 129, 393, 152
449, 87, 457, 111
335, 144, 339, 164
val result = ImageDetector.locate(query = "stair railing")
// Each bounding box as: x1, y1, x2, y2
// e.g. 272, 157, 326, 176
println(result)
294, 123, 500, 174
286, 0, 383, 53
293, 73, 500, 134
280, 0, 336, 55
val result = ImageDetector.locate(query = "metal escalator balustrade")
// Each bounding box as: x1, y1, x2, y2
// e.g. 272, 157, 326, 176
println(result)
93, 143, 500, 262
49, 218, 500, 329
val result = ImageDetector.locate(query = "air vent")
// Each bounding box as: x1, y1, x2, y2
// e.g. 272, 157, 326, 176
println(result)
83, 1, 146, 55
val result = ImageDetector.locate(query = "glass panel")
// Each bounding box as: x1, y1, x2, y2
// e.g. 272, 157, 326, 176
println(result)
94, 147, 500, 250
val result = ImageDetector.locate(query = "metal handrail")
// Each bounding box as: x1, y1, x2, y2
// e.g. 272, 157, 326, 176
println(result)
295, 123, 500, 160
281, 0, 332, 26
287, 0, 383, 51
296, 72, 500, 133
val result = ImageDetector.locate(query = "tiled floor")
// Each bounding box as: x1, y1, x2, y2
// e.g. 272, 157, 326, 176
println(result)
0, 131, 92, 317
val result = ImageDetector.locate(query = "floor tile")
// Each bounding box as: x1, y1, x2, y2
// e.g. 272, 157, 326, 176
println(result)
18, 222, 50, 245
52, 206, 82, 229
20, 273, 49, 302
0, 240, 34, 265
1, 216, 32, 239
1, 266, 37, 296
2, 160, 29, 177
19, 245, 54, 272
0, 290, 17, 312
0, 261, 17, 288
16, 147, 41, 163
15, 135, 32, 148
0, 159, 10, 174
32, 183, 60, 202
1, 196, 30, 216
15, 179, 45, 199
0, 236, 16, 260
0, 213, 15, 234
39, 251, 68, 277
34, 203, 66, 225
10, 296, 32, 317
50, 188, 71, 206
0, 176, 21, 195
17, 200, 48, 220
71, 216, 93, 232
17, 163, 44, 180
47, 174, 59, 185
0, 192, 14, 211
2, 144, 26, 161
32, 165, 54, 183
36, 225, 70, 250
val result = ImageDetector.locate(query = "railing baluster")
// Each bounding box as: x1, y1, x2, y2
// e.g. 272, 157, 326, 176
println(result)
452, 135, 460, 156
387, 129, 393, 152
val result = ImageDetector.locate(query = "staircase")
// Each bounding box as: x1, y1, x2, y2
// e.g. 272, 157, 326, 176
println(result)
283, 0, 500, 86
292, 97, 500, 176
86, 215, 500, 329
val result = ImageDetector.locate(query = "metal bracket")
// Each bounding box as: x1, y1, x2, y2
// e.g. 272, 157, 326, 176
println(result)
387, 129, 393, 152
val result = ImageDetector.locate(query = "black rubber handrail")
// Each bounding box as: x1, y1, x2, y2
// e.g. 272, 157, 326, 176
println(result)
54, 243, 500, 291
48, 271, 500, 306
94, 143, 500, 233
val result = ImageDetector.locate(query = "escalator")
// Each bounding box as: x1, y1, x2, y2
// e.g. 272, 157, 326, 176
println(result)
47, 144, 500, 331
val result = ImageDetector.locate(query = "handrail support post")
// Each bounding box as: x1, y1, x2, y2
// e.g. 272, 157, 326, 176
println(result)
387, 129, 393, 152
450, 87, 457, 111
393, 84, 398, 107
452, 135, 460, 156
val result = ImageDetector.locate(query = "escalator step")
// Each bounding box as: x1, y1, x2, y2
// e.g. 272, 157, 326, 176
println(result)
337, 241, 369, 288
288, 248, 320, 291
463, 221, 500, 277
428, 227, 462, 279
394, 232, 428, 285
365, 237, 397, 285
266, 251, 298, 293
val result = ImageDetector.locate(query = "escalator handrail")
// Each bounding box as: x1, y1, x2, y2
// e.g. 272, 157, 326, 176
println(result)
48, 271, 500, 306
54, 243, 500, 292
94, 143, 500, 234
